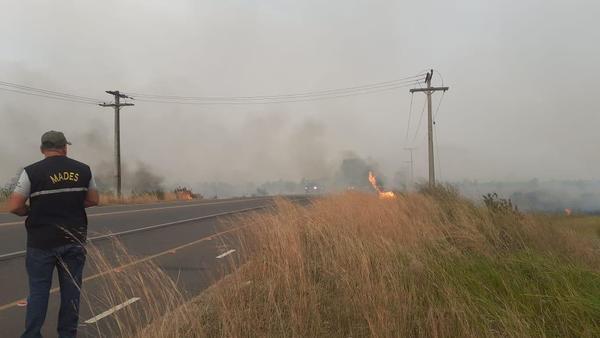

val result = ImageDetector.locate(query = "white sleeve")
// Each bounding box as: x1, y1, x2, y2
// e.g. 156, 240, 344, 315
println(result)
88, 173, 98, 191
13, 170, 31, 198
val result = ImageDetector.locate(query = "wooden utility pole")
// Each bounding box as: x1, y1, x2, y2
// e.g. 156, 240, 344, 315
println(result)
409, 70, 448, 186
100, 91, 134, 197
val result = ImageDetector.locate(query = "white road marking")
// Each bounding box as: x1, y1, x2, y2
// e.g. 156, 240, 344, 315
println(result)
85, 198, 263, 218
0, 221, 259, 312
0, 221, 23, 227
0, 197, 268, 227
84, 297, 140, 324
0, 206, 267, 261
216, 249, 236, 259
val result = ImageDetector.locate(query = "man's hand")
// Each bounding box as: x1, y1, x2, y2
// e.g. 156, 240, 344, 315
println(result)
84, 189, 99, 208
7, 192, 28, 216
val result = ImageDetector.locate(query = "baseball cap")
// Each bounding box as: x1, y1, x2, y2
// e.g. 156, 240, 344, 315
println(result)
41, 130, 72, 148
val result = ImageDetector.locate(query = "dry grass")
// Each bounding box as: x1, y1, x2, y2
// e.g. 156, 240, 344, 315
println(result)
136, 188, 600, 338
76, 240, 188, 337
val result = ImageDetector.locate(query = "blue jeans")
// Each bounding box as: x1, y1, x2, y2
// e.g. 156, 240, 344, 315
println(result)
22, 244, 86, 338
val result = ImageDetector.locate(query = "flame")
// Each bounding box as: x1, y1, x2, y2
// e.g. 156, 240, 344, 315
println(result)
176, 191, 193, 200
368, 171, 396, 199
175, 187, 194, 200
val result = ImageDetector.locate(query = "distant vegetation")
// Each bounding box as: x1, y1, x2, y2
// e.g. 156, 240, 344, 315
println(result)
99, 187, 200, 205
456, 179, 600, 213
0, 177, 17, 201
138, 187, 600, 337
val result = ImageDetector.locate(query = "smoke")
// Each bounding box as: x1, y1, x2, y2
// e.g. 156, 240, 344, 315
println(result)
333, 152, 381, 190
287, 120, 332, 180
456, 180, 600, 213
0, 104, 169, 194
2, 0, 600, 204
128, 163, 165, 194
189, 152, 385, 198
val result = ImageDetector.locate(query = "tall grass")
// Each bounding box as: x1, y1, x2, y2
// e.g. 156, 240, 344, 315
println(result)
139, 188, 600, 337
74, 240, 188, 337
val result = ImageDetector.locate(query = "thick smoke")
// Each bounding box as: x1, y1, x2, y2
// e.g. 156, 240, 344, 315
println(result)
2, 1, 600, 210
331, 152, 385, 190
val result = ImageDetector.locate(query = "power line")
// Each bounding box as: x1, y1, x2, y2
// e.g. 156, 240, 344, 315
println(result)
0, 81, 102, 103
99, 91, 134, 197
404, 93, 414, 145
407, 79, 428, 145
433, 90, 446, 121
0, 72, 426, 107
0, 87, 100, 105
123, 73, 426, 101
409, 69, 449, 186
411, 97, 427, 144
434, 121, 442, 181
432, 90, 446, 181
411, 82, 448, 148
132, 81, 423, 105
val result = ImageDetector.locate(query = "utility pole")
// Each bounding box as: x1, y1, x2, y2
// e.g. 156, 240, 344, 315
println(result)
100, 91, 134, 197
404, 147, 416, 190
409, 70, 448, 186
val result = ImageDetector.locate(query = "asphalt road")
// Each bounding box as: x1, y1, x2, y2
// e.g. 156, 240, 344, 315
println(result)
0, 196, 298, 337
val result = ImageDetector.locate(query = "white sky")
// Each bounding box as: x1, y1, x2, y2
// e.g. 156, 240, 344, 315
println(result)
1, 0, 598, 185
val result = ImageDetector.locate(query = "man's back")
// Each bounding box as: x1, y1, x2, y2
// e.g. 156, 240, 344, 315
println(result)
22, 156, 92, 248
9, 130, 99, 338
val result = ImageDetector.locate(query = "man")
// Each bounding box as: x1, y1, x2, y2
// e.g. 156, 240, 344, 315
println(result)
8, 131, 99, 338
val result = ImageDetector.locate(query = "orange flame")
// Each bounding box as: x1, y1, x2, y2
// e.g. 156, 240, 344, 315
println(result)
368, 171, 396, 199
176, 191, 193, 200
175, 187, 194, 200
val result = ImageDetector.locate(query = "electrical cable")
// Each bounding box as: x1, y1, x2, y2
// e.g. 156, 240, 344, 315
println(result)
132, 81, 422, 105
0, 71, 430, 107
404, 93, 414, 145
432, 90, 446, 181
411, 97, 427, 144
0, 81, 102, 103
0, 87, 101, 105
123, 74, 426, 101
434, 121, 442, 181
433, 90, 446, 120
413, 86, 446, 147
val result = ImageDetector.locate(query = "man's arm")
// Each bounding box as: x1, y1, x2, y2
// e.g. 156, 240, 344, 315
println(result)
84, 174, 99, 208
8, 170, 30, 216
8, 192, 28, 216
84, 190, 99, 208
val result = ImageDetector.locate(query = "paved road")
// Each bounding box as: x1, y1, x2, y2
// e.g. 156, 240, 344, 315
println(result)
0, 196, 299, 337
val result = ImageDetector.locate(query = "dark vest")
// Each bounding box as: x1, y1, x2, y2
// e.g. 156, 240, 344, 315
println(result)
24, 156, 92, 249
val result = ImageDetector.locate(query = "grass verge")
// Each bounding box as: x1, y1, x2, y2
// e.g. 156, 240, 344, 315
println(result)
138, 188, 600, 337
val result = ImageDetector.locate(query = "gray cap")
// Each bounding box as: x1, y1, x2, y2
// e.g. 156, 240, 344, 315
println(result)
41, 130, 71, 148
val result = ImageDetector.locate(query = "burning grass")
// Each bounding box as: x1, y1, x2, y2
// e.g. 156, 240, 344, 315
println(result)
138, 188, 600, 337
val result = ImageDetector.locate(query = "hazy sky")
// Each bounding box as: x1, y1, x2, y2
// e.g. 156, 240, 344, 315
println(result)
1, 0, 598, 187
